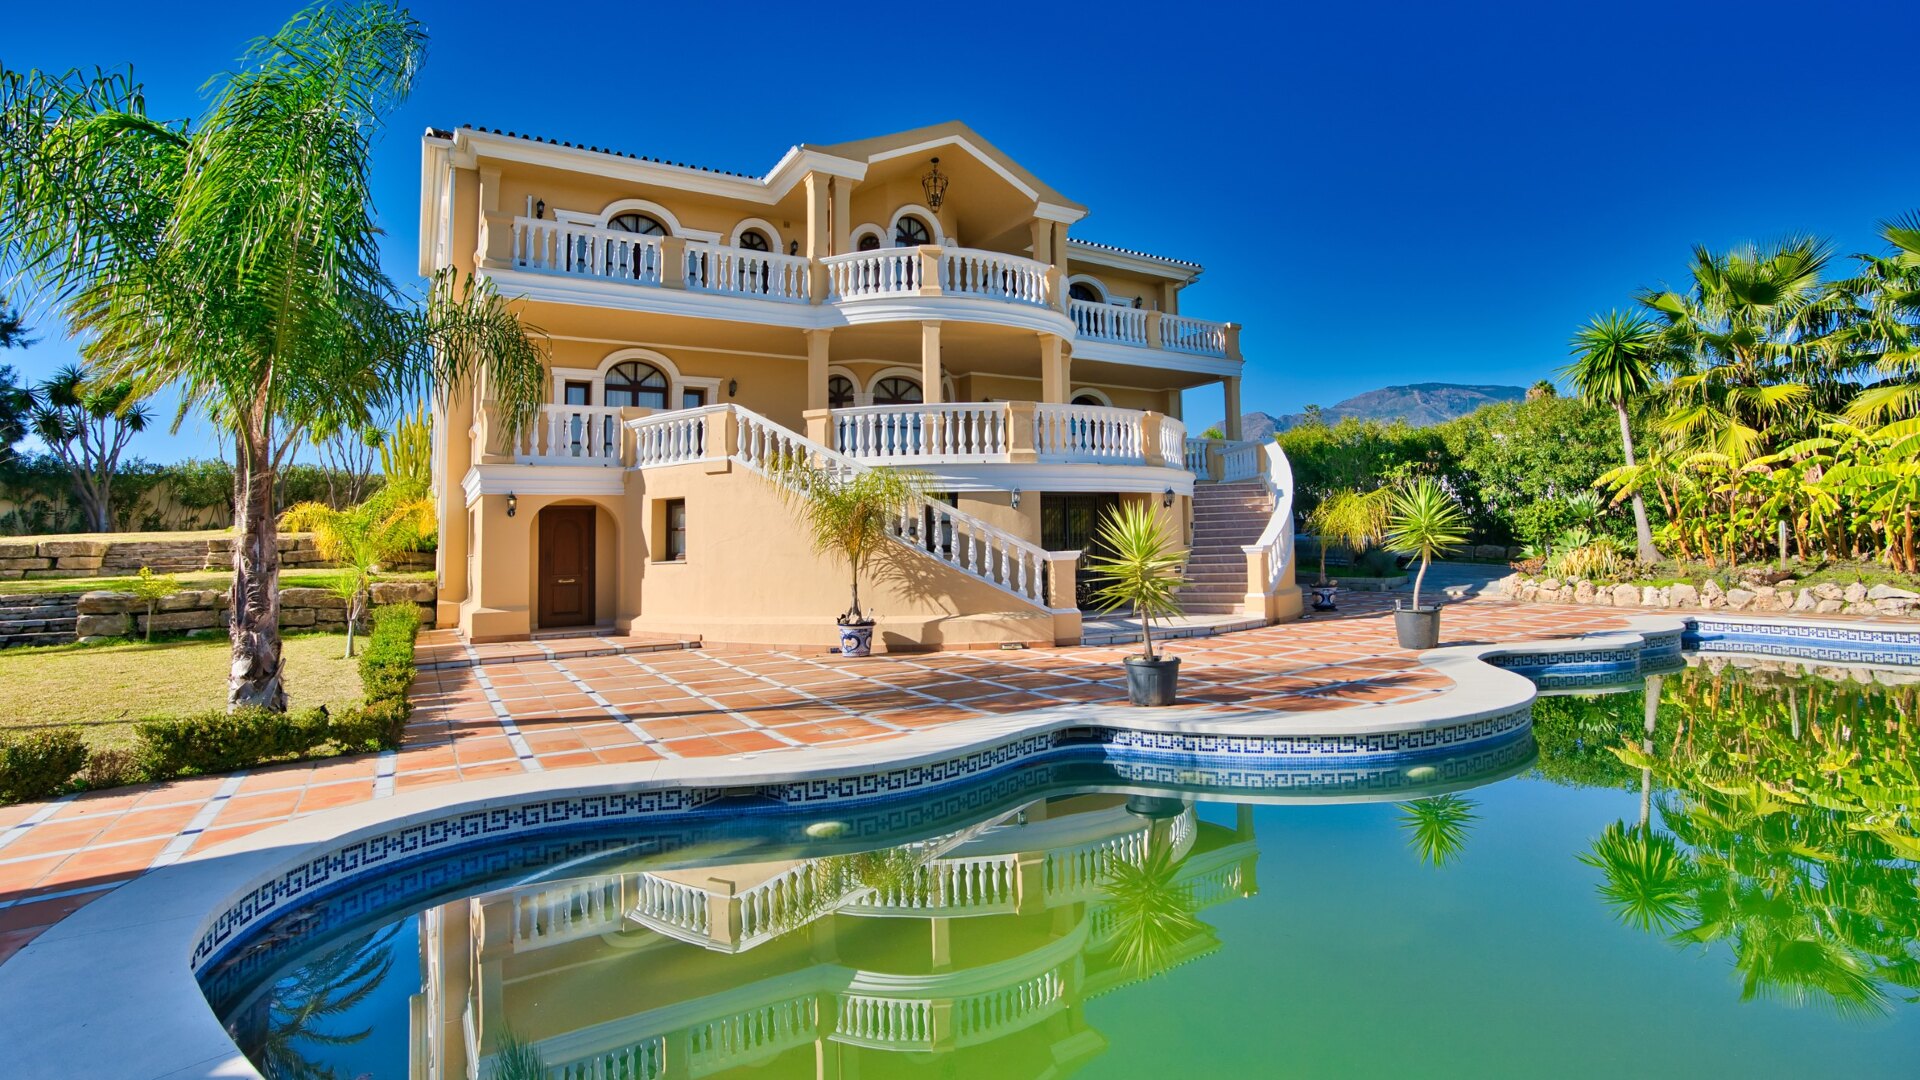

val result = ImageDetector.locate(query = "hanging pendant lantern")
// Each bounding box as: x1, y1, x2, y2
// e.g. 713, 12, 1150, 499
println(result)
921, 157, 948, 211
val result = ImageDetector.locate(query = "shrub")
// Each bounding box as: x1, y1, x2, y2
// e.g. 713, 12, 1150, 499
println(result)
77, 747, 139, 791
335, 603, 421, 750
0, 728, 89, 803
135, 706, 332, 780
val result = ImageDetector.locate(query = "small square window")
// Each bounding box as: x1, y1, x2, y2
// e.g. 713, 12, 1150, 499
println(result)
664, 499, 687, 561
564, 381, 591, 405
682, 387, 708, 409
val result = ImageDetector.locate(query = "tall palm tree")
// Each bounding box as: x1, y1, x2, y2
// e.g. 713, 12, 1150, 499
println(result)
1566, 311, 1665, 562
0, 3, 547, 708
1832, 212, 1920, 424
1638, 237, 1844, 462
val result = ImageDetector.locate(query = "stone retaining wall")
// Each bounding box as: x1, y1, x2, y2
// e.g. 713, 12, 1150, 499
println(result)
0, 535, 435, 578
71, 580, 437, 642
1495, 572, 1920, 618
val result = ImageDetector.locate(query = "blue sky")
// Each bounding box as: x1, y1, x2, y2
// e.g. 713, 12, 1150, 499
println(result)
6, 0, 1919, 460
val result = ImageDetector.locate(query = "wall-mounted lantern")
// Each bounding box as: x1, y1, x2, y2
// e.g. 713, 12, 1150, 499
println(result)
1162, 487, 1175, 508
506, 492, 518, 518
727, 379, 738, 398
1009, 489, 1021, 510
534, 199, 545, 220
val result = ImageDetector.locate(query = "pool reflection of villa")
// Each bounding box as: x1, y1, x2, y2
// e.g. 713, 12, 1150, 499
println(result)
413, 794, 1259, 1078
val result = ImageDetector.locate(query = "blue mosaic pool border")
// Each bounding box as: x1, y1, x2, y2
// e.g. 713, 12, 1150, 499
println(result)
1685, 618, 1920, 668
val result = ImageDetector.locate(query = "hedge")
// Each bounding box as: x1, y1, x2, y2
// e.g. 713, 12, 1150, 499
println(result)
0, 603, 423, 801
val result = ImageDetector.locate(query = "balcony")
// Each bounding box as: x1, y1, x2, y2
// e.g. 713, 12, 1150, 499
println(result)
830, 402, 1187, 470
484, 214, 1236, 361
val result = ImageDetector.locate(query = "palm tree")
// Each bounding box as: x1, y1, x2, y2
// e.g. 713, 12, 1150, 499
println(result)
1304, 487, 1390, 584
1638, 237, 1843, 463
1566, 311, 1664, 562
1097, 843, 1205, 976
1384, 478, 1468, 611
0, 4, 548, 709
1085, 500, 1187, 662
1833, 212, 1920, 424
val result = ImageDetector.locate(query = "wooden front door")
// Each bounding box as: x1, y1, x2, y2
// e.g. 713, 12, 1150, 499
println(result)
538, 506, 596, 627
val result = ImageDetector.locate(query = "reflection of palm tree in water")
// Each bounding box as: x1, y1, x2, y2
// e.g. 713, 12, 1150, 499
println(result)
1397, 794, 1478, 867
1098, 843, 1204, 977
243, 923, 399, 1080
1579, 669, 1920, 1017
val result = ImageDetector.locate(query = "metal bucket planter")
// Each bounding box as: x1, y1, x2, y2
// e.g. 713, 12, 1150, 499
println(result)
837, 621, 875, 657
1123, 655, 1180, 706
1393, 604, 1441, 650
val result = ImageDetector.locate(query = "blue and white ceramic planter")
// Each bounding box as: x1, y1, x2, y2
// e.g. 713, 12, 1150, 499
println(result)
838, 621, 875, 656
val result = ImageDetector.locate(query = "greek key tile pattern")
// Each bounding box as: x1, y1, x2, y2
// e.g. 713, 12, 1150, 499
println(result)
1687, 619, 1920, 667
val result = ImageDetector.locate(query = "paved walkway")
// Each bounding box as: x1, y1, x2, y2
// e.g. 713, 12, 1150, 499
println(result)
0, 599, 1629, 966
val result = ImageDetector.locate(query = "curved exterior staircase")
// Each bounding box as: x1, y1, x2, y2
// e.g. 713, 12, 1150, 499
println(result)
1178, 479, 1276, 615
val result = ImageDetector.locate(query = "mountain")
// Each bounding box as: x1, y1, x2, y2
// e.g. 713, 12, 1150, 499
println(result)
1220, 383, 1530, 440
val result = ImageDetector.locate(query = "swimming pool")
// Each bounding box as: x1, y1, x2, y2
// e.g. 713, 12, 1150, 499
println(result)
201, 653, 1920, 1079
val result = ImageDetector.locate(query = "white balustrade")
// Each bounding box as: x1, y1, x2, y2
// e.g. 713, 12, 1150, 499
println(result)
688, 995, 818, 1073
514, 217, 666, 284
547, 1037, 665, 1080
1158, 416, 1188, 457
822, 248, 921, 299
517, 404, 626, 466
940, 248, 1050, 305
953, 969, 1067, 1046
1219, 440, 1261, 482
835, 995, 935, 1048
627, 406, 720, 468
512, 876, 626, 948
1033, 403, 1146, 464
1184, 437, 1211, 474
1069, 299, 1149, 345
685, 241, 810, 303
1161, 312, 1230, 357
730, 406, 1059, 609
628, 874, 710, 938
832, 404, 1010, 464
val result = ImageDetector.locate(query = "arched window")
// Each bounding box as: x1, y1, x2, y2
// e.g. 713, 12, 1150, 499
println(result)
871, 376, 923, 405
1071, 393, 1105, 407
893, 216, 932, 247
738, 229, 770, 252
605, 360, 669, 409
857, 233, 882, 252
828, 375, 857, 409
1069, 282, 1102, 303
607, 212, 668, 236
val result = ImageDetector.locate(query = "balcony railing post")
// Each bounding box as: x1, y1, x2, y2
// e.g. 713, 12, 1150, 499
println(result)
660, 237, 689, 289
1140, 410, 1166, 467
479, 210, 514, 269
918, 245, 944, 297
1224, 322, 1243, 361
803, 407, 833, 449
1145, 311, 1164, 350
1044, 550, 1080, 610
1205, 440, 1226, 482
1006, 402, 1038, 463
1045, 266, 1067, 313
705, 405, 737, 469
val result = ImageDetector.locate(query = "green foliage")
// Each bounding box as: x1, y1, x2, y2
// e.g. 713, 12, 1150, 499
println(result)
1276, 417, 1446, 513
128, 566, 183, 642
1097, 843, 1205, 977
1436, 396, 1640, 544
0, 728, 88, 803
1544, 532, 1629, 582
334, 603, 419, 749
1397, 794, 1478, 867
1303, 487, 1391, 583
380, 400, 433, 489
1084, 501, 1186, 659
134, 706, 333, 780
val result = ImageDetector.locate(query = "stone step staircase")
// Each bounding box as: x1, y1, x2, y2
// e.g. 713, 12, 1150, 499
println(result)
0, 593, 80, 648
1178, 480, 1274, 615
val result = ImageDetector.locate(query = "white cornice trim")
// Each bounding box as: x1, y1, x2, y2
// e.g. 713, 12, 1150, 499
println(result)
454, 129, 862, 206
889, 462, 1195, 495
1071, 340, 1242, 379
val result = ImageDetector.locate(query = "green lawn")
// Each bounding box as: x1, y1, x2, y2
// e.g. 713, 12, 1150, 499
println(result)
0, 633, 366, 750
0, 567, 435, 596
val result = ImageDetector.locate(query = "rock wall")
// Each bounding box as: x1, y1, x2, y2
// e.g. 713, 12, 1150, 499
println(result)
1495, 573, 1920, 618
0, 534, 434, 578
70, 580, 437, 642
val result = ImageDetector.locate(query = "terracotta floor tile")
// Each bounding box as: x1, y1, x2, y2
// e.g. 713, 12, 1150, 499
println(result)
94, 803, 203, 845
216, 790, 304, 826
296, 782, 374, 814
2, 819, 110, 859
459, 760, 528, 780
594, 744, 662, 764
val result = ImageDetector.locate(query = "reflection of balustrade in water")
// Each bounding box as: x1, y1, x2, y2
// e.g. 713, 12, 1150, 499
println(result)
842, 853, 1021, 916
512, 875, 628, 950
1042, 805, 1197, 904
834, 995, 935, 1049
687, 994, 819, 1074
545, 1036, 666, 1080
952, 968, 1068, 1046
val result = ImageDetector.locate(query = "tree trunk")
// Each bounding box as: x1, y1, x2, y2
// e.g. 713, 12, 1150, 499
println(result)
1616, 402, 1659, 564
229, 417, 287, 711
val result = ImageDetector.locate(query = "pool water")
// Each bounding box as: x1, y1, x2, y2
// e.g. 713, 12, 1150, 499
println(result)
205, 656, 1920, 1079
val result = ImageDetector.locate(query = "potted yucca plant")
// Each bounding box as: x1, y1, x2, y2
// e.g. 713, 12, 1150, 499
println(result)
778, 460, 925, 656
1086, 501, 1187, 705
1385, 478, 1468, 649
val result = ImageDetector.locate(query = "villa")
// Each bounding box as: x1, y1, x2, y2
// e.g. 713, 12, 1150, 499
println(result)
418, 121, 1299, 648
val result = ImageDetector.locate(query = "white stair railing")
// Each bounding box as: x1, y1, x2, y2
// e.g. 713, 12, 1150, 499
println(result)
1240, 441, 1298, 603
832, 403, 1010, 464
1183, 437, 1212, 474
1033, 404, 1146, 464
628, 406, 719, 468
685, 241, 810, 303
939, 248, 1051, 305
727, 406, 1064, 611
517, 404, 625, 465
1069, 299, 1149, 345
1161, 312, 1230, 357
1218, 440, 1261, 482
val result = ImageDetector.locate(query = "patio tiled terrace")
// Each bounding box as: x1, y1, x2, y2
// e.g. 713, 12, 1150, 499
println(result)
0, 599, 1631, 965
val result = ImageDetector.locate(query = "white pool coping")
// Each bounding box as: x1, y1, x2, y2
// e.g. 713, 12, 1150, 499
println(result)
5, 610, 1896, 1079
